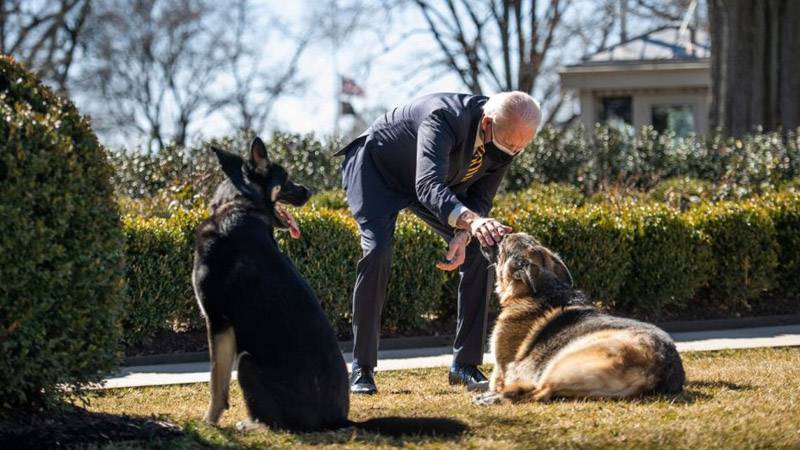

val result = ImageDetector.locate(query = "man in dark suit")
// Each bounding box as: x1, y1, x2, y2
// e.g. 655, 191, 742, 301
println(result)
336, 91, 541, 394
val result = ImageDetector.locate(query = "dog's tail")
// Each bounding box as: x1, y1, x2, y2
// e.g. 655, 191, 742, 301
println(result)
346, 417, 468, 437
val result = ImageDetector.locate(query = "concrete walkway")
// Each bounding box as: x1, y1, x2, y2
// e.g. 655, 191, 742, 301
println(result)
99, 325, 800, 389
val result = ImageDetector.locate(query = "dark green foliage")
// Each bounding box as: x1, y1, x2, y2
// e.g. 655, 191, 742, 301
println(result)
0, 56, 125, 411
690, 202, 779, 312
762, 193, 800, 299
119, 192, 800, 342
121, 210, 203, 344
617, 205, 713, 319
307, 189, 348, 210
649, 177, 716, 211
385, 213, 450, 334
112, 132, 344, 218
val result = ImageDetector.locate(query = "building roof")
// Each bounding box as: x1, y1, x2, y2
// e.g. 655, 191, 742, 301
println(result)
582, 25, 710, 65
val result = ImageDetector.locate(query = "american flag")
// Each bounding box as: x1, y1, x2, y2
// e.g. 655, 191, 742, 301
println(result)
341, 76, 365, 96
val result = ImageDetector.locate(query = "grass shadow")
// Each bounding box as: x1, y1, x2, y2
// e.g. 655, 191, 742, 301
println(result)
202, 418, 470, 448
685, 380, 754, 391
0, 405, 183, 450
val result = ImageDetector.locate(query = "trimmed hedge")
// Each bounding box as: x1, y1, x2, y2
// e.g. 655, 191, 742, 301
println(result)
0, 56, 125, 411
120, 192, 800, 343
767, 193, 800, 297
689, 202, 779, 311
122, 209, 204, 342
617, 204, 712, 318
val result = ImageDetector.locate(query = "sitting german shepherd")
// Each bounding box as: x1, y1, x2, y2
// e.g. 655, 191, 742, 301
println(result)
475, 233, 684, 405
193, 138, 466, 435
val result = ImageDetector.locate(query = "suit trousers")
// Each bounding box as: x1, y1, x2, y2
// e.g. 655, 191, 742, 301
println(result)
350, 200, 492, 368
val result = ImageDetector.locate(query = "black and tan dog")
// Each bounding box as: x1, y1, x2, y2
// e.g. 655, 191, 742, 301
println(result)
193, 138, 466, 435
475, 233, 684, 405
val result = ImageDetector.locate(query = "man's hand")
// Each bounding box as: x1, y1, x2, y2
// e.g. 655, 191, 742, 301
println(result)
469, 217, 512, 247
436, 231, 470, 271
455, 209, 512, 247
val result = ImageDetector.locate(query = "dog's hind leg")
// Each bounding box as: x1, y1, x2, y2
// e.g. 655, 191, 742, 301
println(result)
237, 352, 285, 429
204, 326, 237, 424
533, 334, 655, 400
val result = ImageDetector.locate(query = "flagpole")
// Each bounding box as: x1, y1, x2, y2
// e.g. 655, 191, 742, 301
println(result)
332, 0, 340, 137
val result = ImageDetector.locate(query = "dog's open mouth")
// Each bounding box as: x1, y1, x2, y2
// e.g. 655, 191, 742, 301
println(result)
275, 203, 301, 239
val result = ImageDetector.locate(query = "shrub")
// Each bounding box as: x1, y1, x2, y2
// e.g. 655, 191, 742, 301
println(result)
617, 204, 713, 319
122, 209, 205, 344
503, 126, 593, 191
648, 177, 716, 211
117, 193, 798, 344
0, 56, 125, 411
495, 182, 584, 212
112, 132, 346, 218
761, 193, 800, 299
307, 189, 348, 210
385, 213, 449, 334
689, 202, 779, 312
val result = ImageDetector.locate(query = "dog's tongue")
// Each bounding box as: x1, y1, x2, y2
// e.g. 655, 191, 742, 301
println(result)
277, 205, 301, 239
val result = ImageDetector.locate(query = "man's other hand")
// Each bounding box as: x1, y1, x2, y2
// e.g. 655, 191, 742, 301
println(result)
436, 231, 470, 271
469, 217, 512, 247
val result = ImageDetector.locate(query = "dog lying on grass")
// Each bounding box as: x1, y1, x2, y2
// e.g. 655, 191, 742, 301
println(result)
475, 233, 685, 405
192, 138, 466, 436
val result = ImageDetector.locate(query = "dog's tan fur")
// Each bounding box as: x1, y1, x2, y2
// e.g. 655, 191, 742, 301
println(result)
478, 233, 683, 405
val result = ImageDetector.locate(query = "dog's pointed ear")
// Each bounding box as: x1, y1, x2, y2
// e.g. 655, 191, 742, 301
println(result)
542, 248, 573, 288
249, 137, 270, 172
212, 146, 244, 183
512, 260, 539, 294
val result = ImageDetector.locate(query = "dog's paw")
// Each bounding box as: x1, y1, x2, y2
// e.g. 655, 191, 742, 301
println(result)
235, 419, 264, 432
203, 411, 221, 426
473, 392, 506, 406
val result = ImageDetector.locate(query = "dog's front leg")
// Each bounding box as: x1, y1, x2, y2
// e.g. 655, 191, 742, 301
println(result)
489, 365, 505, 392
205, 326, 237, 425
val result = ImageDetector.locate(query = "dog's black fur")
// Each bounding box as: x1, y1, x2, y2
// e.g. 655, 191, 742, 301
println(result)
192, 138, 467, 435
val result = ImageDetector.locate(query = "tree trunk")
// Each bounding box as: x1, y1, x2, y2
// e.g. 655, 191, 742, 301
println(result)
709, 0, 800, 136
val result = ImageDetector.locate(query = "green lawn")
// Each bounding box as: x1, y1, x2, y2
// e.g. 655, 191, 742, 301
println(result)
86, 347, 800, 449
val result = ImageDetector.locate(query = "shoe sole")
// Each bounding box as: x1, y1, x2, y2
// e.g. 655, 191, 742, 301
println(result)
350, 388, 377, 395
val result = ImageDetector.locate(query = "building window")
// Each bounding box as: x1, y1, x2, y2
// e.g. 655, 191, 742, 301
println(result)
599, 96, 632, 126
652, 105, 695, 137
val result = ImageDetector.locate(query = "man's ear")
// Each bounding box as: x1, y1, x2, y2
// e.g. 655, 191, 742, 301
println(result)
249, 137, 270, 172
212, 147, 244, 184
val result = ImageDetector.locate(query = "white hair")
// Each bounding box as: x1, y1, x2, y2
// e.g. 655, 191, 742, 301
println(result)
483, 91, 542, 132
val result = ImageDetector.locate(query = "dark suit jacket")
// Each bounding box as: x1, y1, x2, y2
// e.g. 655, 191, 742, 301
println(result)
337, 92, 512, 225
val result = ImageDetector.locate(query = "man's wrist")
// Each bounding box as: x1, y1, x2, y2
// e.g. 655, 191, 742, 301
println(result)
455, 209, 480, 230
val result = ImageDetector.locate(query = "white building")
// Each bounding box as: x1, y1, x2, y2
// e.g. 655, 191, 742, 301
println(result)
560, 26, 711, 136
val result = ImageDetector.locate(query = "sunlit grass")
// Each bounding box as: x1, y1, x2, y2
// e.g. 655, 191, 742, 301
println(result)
87, 347, 800, 449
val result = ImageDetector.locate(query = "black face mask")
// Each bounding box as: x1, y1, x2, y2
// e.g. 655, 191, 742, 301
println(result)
485, 141, 515, 164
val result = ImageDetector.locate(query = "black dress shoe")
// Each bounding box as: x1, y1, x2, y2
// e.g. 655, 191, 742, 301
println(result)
350, 363, 377, 395
448, 363, 488, 389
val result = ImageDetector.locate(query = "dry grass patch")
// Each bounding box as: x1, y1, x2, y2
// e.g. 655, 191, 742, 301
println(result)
84, 347, 800, 449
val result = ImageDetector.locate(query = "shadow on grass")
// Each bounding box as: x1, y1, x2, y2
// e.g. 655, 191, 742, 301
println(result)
0, 404, 183, 450
495, 379, 756, 407
205, 420, 469, 448
685, 380, 753, 391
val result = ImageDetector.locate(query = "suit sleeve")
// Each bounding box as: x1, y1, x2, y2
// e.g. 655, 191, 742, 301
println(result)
462, 163, 510, 217
415, 109, 467, 225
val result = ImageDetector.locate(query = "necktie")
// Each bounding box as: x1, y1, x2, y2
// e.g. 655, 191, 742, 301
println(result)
460, 145, 485, 182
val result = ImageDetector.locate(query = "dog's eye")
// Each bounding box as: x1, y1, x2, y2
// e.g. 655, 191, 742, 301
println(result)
271, 185, 281, 202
